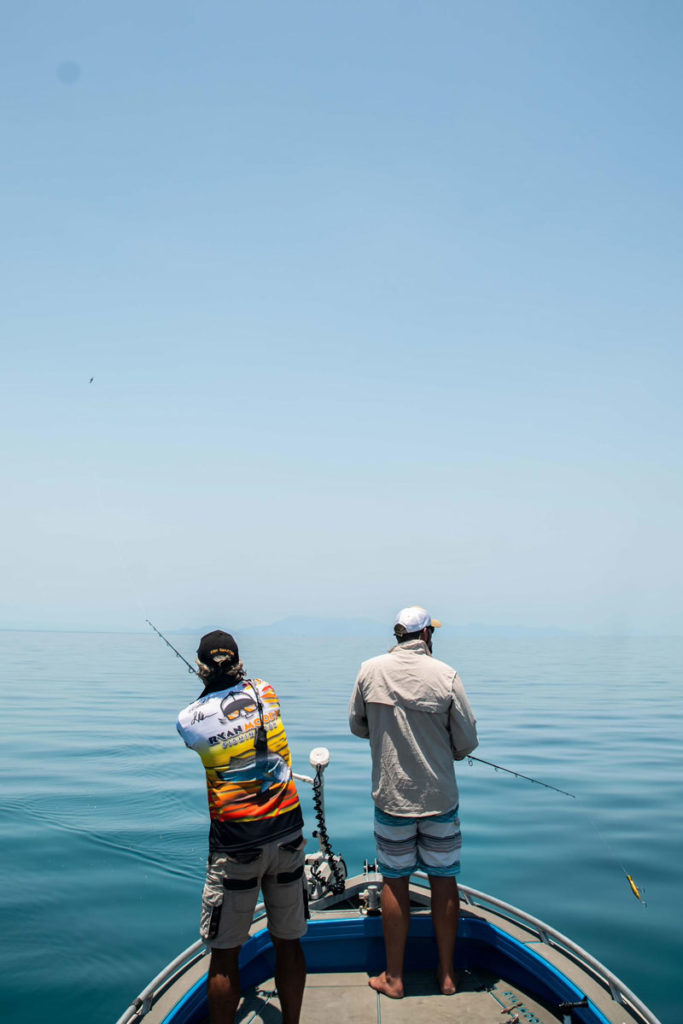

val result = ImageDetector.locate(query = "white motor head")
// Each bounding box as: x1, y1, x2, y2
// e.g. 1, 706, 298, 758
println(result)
309, 746, 330, 768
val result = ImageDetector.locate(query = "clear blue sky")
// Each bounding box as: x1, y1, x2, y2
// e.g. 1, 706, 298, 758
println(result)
2, 2, 682, 633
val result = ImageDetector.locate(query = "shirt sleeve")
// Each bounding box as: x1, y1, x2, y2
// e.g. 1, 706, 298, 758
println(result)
256, 678, 280, 714
176, 715, 193, 750
348, 673, 370, 739
449, 673, 478, 760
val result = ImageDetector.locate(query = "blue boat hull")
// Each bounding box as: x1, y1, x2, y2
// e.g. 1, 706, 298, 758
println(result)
163, 914, 609, 1024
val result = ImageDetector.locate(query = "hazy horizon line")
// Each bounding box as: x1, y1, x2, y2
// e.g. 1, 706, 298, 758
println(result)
1, 613, 680, 640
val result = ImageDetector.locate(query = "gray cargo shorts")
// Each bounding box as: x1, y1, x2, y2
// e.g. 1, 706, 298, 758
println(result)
200, 831, 308, 949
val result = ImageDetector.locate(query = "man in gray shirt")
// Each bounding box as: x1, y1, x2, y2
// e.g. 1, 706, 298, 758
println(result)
349, 606, 478, 999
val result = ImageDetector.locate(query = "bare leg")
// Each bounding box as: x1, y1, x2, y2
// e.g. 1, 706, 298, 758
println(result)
208, 946, 242, 1024
271, 935, 306, 1024
428, 875, 460, 995
369, 875, 410, 998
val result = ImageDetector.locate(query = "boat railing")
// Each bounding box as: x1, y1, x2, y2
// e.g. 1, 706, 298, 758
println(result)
451, 881, 660, 1024
114, 938, 205, 1024
114, 875, 660, 1024
114, 747, 659, 1024
114, 904, 267, 1024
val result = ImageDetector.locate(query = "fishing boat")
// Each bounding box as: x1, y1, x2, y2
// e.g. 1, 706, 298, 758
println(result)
115, 749, 660, 1024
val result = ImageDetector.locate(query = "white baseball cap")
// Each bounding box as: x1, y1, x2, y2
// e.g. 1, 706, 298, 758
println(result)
394, 606, 442, 633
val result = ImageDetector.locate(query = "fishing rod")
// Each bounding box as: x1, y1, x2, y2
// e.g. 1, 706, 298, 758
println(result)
467, 755, 647, 904
145, 619, 198, 674
147, 622, 347, 899
467, 755, 576, 799
146, 620, 646, 905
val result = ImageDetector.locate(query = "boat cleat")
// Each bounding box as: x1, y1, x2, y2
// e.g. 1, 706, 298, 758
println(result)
358, 883, 381, 916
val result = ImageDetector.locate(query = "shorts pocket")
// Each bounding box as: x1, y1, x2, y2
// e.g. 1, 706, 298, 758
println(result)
200, 898, 224, 941
220, 873, 260, 919
279, 833, 305, 854
275, 834, 306, 883
199, 854, 228, 942
262, 837, 308, 938
226, 847, 262, 865
220, 851, 261, 919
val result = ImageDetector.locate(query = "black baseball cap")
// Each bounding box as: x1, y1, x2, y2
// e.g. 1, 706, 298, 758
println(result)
196, 630, 239, 666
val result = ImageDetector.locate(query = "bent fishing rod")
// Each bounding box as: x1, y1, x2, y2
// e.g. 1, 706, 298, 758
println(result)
467, 755, 576, 799
146, 619, 198, 674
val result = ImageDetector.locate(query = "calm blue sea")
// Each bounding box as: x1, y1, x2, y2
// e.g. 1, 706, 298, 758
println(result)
0, 630, 681, 1024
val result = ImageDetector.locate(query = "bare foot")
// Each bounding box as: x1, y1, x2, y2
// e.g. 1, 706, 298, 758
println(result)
437, 968, 458, 995
368, 972, 404, 999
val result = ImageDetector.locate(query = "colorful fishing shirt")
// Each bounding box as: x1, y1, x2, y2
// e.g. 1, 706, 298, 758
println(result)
177, 678, 303, 853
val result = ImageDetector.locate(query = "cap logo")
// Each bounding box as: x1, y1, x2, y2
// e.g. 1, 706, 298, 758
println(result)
210, 647, 234, 658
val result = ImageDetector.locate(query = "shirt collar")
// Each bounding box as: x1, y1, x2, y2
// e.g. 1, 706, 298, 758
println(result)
390, 638, 432, 656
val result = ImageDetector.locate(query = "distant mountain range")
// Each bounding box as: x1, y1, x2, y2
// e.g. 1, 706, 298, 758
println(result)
169, 616, 579, 638
239, 616, 388, 637
171, 616, 386, 637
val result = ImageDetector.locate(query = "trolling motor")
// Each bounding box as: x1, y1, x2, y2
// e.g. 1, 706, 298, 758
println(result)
294, 747, 347, 900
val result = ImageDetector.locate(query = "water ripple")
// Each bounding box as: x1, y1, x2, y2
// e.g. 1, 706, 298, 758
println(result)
0, 630, 680, 1024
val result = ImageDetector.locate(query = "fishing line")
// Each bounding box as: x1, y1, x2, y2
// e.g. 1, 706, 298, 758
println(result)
147, 620, 647, 905
579, 803, 647, 908
466, 755, 646, 906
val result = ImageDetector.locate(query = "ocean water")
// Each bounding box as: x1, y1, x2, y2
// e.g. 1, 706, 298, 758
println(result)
0, 629, 681, 1024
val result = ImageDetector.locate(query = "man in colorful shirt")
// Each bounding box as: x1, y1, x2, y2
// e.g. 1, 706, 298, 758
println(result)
349, 607, 478, 1000
177, 630, 306, 1024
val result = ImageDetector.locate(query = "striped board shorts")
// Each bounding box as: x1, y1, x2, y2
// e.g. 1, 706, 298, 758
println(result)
374, 805, 462, 878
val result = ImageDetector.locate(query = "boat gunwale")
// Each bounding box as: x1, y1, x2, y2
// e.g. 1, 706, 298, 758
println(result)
456, 883, 660, 1024
114, 876, 661, 1024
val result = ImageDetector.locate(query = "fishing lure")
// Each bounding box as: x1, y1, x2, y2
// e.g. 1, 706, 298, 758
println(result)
626, 874, 646, 905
